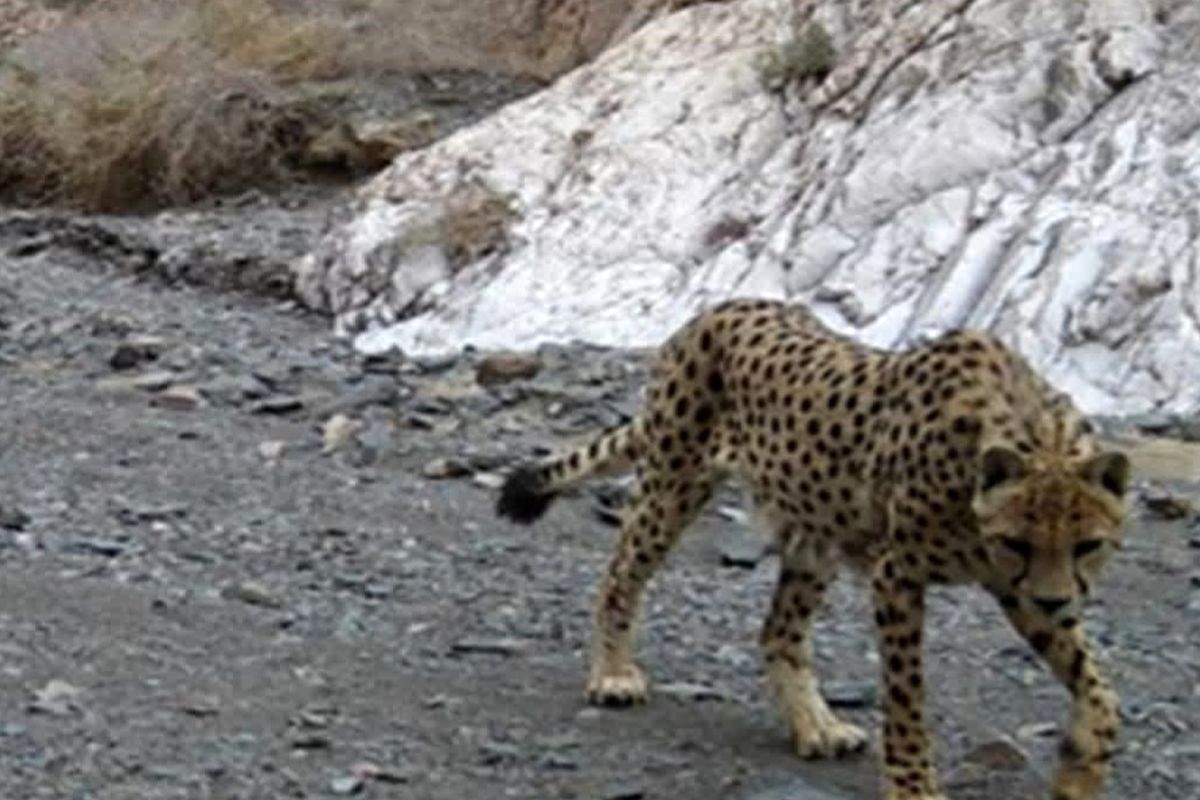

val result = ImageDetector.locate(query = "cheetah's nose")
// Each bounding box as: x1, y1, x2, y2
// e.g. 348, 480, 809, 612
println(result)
1032, 596, 1071, 616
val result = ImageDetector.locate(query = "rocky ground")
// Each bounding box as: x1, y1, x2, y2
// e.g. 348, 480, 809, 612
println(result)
0, 208, 1199, 800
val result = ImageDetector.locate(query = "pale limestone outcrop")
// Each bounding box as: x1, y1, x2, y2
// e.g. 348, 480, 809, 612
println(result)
295, 0, 1200, 415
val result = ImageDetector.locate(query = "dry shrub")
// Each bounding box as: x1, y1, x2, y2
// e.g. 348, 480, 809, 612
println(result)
329, 0, 641, 80
0, 0, 337, 210
438, 181, 518, 270
190, 0, 342, 82
0, 0, 662, 211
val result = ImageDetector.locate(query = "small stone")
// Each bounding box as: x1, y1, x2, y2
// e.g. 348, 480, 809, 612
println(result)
289, 733, 330, 750
152, 385, 204, 411
472, 471, 505, 490
199, 374, 272, 405
63, 537, 127, 558
227, 581, 282, 609
330, 775, 363, 795
0, 503, 30, 531
296, 707, 336, 728
656, 682, 732, 702
96, 370, 178, 393
603, 784, 648, 800
1016, 721, 1059, 741
1140, 485, 1193, 520
479, 739, 521, 765
29, 679, 83, 716
714, 527, 770, 569
372, 766, 412, 784
538, 752, 579, 770
250, 396, 304, 415
475, 352, 541, 386
422, 458, 472, 479
317, 382, 400, 418
258, 440, 287, 461
824, 682, 877, 709
322, 413, 363, 454
450, 637, 531, 657
962, 736, 1029, 771
180, 695, 221, 717
109, 337, 164, 371
411, 351, 459, 374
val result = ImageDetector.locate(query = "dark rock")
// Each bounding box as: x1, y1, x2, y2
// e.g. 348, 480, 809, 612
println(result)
825, 682, 877, 709
538, 752, 579, 770
450, 637, 531, 657
250, 395, 305, 415
475, 352, 542, 386
0, 503, 30, 531
479, 739, 522, 766
109, 339, 162, 371
1140, 485, 1194, 520
63, 537, 128, 558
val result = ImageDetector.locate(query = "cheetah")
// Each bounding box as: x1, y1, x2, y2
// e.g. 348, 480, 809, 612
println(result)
495, 299, 1131, 800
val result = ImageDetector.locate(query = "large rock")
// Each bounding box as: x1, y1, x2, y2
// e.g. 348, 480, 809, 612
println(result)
294, 0, 1200, 416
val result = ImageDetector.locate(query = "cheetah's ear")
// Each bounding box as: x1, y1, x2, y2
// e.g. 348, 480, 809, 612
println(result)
1079, 451, 1131, 499
978, 445, 1026, 493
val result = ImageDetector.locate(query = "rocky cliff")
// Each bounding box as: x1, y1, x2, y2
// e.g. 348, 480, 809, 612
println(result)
294, 0, 1200, 416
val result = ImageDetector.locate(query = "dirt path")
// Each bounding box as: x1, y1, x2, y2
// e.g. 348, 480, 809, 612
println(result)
1, 241, 1198, 800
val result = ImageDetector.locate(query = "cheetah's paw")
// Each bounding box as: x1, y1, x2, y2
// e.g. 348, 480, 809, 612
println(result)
586, 664, 648, 707
792, 717, 869, 759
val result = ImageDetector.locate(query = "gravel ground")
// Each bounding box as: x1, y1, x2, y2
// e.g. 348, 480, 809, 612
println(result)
1, 216, 1199, 800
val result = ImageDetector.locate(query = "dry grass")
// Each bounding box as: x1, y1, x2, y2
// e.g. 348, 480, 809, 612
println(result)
0, 0, 342, 210
0, 0, 663, 211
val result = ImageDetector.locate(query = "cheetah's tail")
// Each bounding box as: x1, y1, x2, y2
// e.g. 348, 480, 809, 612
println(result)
495, 419, 645, 525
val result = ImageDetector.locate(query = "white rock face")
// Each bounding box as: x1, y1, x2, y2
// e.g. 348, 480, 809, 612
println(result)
294, 0, 1200, 416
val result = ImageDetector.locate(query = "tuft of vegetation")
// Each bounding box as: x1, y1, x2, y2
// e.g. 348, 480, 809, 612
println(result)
0, 0, 344, 211
758, 20, 836, 93
437, 181, 518, 271
0, 0, 627, 212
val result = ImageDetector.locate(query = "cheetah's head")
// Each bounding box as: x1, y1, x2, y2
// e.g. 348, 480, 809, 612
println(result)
971, 445, 1132, 621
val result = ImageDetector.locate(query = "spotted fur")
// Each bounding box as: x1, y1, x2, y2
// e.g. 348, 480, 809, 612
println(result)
496, 299, 1131, 800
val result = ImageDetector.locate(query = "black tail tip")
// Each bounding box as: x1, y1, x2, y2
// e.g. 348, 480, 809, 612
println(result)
496, 465, 556, 524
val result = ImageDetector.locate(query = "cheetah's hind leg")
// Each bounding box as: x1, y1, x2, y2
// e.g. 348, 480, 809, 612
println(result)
587, 474, 713, 706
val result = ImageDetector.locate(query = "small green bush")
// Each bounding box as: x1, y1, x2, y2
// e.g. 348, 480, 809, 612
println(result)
759, 21, 836, 93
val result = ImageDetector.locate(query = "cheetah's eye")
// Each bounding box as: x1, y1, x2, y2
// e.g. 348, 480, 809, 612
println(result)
1072, 540, 1105, 559
998, 537, 1032, 559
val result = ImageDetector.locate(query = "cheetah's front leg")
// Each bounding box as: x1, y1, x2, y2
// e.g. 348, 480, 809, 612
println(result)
761, 558, 868, 759
872, 554, 946, 800
996, 597, 1119, 800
